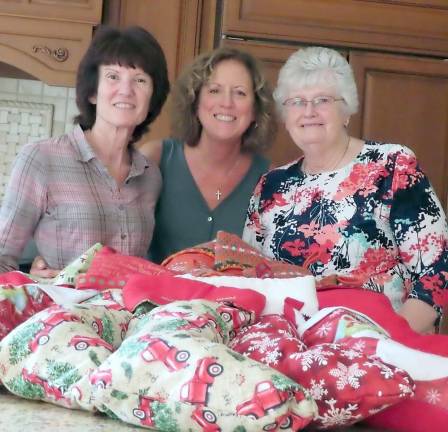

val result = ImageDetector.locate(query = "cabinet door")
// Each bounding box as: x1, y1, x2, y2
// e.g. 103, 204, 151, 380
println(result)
0, 0, 102, 23
222, 39, 301, 167
222, 0, 448, 57
349, 51, 448, 210
117, 0, 203, 143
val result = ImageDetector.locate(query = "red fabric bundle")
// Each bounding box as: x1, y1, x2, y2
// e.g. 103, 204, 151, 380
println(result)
122, 273, 266, 319
75, 246, 172, 290
317, 286, 448, 432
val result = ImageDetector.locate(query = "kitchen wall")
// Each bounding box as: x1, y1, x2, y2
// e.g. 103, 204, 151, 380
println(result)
0, 77, 79, 202
0, 77, 78, 136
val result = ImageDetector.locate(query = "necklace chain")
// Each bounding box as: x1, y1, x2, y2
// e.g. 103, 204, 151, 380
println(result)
302, 136, 351, 174
215, 155, 241, 200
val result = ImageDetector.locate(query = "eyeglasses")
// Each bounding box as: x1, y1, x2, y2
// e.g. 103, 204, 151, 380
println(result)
282, 95, 344, 110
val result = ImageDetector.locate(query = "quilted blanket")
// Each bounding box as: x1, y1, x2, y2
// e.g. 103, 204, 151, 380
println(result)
0, 241, 447, 431
0, 295, 317, 431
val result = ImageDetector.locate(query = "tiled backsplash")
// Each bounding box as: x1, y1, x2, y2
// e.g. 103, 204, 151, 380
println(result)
0, 77, 78, 137
0, 77, 78, 202
0, 100, 54, 201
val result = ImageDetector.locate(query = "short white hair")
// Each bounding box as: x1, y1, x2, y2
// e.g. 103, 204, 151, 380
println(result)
274, 46, 359, 118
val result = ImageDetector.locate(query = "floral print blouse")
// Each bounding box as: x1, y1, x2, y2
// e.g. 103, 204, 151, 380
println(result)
243, 141, 448, 316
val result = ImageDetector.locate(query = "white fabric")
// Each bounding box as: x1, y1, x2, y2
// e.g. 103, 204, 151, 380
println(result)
37, 284, 98, 305
376, 338, 448, 381
178, 274, 318, 317
299, 306, 390, 338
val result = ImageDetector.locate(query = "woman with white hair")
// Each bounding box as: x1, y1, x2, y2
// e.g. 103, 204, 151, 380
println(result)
243, 46, 448, 333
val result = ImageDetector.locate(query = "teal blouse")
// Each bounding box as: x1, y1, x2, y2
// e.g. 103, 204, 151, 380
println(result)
149, 138, 270, 263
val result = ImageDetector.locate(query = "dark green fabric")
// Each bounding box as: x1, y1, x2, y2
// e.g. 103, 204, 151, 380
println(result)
149, 138, 270, 263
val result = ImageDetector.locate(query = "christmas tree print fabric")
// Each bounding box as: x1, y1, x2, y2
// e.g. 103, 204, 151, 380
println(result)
0, 243, 102, 340
0, 298, 317, 431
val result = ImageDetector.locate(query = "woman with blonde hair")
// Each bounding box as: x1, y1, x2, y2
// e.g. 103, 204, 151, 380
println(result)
140, 46, 277, 263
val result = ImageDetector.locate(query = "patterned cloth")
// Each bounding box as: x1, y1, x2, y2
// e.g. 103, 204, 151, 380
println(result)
243, 141, 448, 316
0, 125, 161, 273
0, 299, 317, 431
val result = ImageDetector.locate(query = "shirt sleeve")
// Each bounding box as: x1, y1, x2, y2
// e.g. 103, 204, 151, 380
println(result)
389, 147, 448, 313
0, 143, 48, 273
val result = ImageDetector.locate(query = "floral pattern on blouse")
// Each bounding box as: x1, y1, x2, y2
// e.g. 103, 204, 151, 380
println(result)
243, 142, 448, 315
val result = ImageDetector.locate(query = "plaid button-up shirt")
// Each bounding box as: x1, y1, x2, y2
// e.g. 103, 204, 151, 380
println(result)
0, 125, 161, 273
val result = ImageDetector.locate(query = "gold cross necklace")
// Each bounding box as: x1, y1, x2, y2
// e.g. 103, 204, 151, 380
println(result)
215, 155, 242, 201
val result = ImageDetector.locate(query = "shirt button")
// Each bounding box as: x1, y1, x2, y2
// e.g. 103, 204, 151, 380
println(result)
207, 216, 213, 222
118, 204, 124, 211
121, 234, 127, 240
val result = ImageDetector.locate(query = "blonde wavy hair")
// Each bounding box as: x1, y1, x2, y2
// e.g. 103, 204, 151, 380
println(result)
171, 46, 277, 153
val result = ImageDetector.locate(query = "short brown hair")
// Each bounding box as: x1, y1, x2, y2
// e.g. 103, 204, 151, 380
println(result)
171, 46, 276, 153
75, 25, 169, 144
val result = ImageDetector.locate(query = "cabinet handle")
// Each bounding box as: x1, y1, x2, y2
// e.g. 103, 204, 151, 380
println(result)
32, 45, 69, 62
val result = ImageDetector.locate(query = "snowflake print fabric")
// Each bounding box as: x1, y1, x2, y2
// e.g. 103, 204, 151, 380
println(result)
230, 312, 415, 429
229, 314, 307, 368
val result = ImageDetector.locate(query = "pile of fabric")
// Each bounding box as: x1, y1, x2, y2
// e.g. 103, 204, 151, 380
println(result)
0, 233, 447, 431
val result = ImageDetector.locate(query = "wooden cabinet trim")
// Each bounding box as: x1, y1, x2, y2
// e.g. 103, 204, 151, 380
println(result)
175, 0, 203, 75
223, 0, 448, 57
0, 16, 93, 86
0, 0, 103, 24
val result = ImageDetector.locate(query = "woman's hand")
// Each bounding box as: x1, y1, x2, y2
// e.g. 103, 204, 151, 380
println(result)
30, 256, 61, 279
399, 298, 438, 333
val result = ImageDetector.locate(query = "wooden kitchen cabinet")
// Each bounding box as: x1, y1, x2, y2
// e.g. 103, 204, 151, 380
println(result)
109, 0, 208, 141
0, 0, 102, 86
223, 0, 448, 57
0, 0, 102, 23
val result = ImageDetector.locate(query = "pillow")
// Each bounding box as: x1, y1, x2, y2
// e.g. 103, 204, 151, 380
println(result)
286, 338, 415, 429
0, 283, 54, 340
89, 299, 317, 430
51, 243, 103, 287
75, 246, 171, 290
316, 287, 448, 357
317, 287, 448, 431
179, 274, 318, 319
300, 306, 389, 347
229, 314, 308, 369
161, 240, 217, 275
214, 231, 310, 278
0, 243, 102, 340
232, 322, 414, 430
0, 271, 36, 285
0, 303, 131, 410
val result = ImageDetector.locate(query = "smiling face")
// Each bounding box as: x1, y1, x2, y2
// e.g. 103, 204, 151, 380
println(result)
283, 84, 349, 155
90, 64, 153, 133
197, 59, 255, 145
